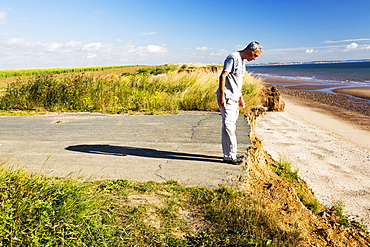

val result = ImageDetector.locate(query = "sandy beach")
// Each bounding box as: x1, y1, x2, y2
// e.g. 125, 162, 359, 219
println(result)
263, 77, 370, 101
256, 80, 370, 227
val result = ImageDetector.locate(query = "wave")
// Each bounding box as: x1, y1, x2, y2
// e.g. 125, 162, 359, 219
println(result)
250, 72, 370, 87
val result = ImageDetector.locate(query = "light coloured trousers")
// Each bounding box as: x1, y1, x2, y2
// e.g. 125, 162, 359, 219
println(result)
218, 98, 239, 160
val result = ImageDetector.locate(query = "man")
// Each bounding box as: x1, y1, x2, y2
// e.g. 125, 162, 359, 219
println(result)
216, 41, 263, 165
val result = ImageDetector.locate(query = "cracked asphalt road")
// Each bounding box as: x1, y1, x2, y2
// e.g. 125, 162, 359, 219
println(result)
0, 111, 251, 188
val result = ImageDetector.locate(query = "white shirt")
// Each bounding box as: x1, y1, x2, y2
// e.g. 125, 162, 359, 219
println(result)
217, 52, 246, 101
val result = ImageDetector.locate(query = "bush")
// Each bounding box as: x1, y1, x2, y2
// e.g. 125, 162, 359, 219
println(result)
137, 65, 177, 75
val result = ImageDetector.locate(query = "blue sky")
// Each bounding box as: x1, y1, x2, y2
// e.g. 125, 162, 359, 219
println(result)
1, 0, 370, 68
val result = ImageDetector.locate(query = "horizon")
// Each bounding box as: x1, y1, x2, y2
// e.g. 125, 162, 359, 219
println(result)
1, 0, 370, 69
249, 58, 370, 66
1, 58, 370, 71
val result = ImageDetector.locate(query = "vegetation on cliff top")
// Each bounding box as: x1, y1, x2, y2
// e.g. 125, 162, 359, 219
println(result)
0, 65, 263, 114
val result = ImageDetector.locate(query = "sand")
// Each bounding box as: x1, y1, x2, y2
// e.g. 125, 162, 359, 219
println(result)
263, 77, 370, 101
333, 87, 370, 101
255, 93, 370, 227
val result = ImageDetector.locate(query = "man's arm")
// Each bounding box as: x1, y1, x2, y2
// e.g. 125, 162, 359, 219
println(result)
218, 71, 229, 107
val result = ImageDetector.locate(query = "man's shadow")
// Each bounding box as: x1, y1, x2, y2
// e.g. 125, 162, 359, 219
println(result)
65, 144, 223, 163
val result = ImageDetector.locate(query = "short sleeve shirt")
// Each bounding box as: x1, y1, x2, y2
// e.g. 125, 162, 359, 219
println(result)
217, 52, 246, 101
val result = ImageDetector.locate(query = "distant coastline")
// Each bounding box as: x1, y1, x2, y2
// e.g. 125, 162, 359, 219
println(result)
249, 59, 370, 67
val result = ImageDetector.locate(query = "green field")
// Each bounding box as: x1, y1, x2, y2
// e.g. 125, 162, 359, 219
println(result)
0, 65, 143, 78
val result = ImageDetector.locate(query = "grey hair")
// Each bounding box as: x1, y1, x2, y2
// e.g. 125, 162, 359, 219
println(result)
245, 41, 263, 52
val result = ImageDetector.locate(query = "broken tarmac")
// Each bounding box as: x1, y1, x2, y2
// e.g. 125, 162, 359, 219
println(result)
0, 111, 251, 188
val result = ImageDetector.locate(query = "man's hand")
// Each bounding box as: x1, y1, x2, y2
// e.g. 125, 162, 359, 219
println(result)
219, 94, 226, 107
238, 97, 245, 108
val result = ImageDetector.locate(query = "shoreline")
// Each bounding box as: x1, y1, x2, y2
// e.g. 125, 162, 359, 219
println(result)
256, 94, 370, 228
262, 77, 370, 131
278, 88, 370, 132
333, 87, 370, 101
278, 93, 370, 152
256, 77, 370, 227
263, 77, 370, 103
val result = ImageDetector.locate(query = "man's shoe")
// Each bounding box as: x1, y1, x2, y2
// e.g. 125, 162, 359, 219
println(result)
223, 158, 244, 165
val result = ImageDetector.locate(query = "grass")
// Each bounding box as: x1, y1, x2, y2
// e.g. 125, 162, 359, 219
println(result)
0, 110, 46, 116
135, 64, 177, 75
0, 165, 112, 246
0, 65, 143, 79
0, 66, 263, 114
332, 200, 368, 231
0, 164, 302, 246
270, 158, 321, 214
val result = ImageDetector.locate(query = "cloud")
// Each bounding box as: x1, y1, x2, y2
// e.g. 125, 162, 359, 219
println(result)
46, 42, 64, 52
65, 41, 83, 47
0, 11, 7, 25
305, 49, 317, 54
344, 42, 358, 51
141, 32, 158, 36
270, 47, 313, 53
82, 42, 102, 51
323, 38, 370, 44
269, 39, 370, 55
3, 37, 26, 46
3, 37, 43, 49
196, 46, 210, 51
86, 53, 98, 59
146, 45, 167, 53
269, 44, 350, 54
0, 36, 172, 68
210, 49, 229, 56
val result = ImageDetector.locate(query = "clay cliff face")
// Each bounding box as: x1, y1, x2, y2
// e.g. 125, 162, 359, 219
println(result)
242, 92, 370, 246
260, 85, 285, 112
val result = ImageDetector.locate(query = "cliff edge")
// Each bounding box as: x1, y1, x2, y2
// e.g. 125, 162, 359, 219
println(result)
242, 88, 369, 246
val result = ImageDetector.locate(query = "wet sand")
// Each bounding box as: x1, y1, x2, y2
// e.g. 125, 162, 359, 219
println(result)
263, 77, 370, 102
263, 77, 370, 127
333, 87, 370, 100
276, 86, 370, 130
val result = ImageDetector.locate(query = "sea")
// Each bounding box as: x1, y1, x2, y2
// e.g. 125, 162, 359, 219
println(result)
248, 61, 370, 94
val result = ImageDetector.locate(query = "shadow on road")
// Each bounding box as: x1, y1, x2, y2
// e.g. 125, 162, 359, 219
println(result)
65, 144, 223, 163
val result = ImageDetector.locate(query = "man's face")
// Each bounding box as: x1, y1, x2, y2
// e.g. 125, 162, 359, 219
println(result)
246, 49, 261, 61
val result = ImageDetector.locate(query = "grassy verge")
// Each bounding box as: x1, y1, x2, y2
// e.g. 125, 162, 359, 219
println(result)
0, 66, 263, 114
0, 110, 45, 116
270, 158, 321, 214
0, 165, 301, 246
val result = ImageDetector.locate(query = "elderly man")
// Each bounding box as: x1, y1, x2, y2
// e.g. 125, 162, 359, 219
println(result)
216, 41, 263, 165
